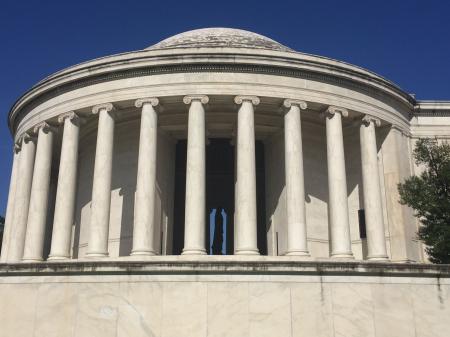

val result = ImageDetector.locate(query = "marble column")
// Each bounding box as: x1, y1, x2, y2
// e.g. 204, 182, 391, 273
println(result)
132, 97, 159, 256
234, 95, 260, 255
324, 106, 353, 259
182, 95, 208, 255
283, 99, 310, 256
360, 115, 388, 260
7, 133, 36, 262
22, 123, 56, 261
0, 144, 21, 262
48, 112, 82, 260
86, 103, 115, 258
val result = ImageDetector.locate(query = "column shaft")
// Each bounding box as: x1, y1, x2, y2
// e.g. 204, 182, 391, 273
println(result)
325, 106, 353, 258
0, 146, 21, 261
7, 135, 36, 262
284, 99, 309, 256
234, 96, 259, 255
182, 95, 208, 255
49, 113, 81, 260
23, 124, 55, 261
87, 103, 115, 257
360, 116, 388, 260
132, 98, 159, 256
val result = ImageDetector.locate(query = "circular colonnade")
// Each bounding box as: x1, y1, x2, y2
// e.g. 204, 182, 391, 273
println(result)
1, 28, 415, 263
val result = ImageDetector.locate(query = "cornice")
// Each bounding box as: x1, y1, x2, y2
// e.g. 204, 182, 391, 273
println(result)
414, 101, 450, 117
414, 101, 450, 116
7, 51, 418, 134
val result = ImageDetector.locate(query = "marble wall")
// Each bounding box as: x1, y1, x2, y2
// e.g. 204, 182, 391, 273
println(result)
380, 127, 421, 262
0, 271, 448, 337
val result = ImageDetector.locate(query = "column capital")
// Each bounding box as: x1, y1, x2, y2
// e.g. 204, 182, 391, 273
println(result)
283, 99, 307, 110
135, 97, 159, 108
19, 132, 37, 144
361, 114, 381, 127
324, 105, 349, 118
183, 95, 209, 105
234, 95, 260, 106
58, 111, 84, 125
13, 142, 21, 154
92, 103, 114, 115
33, 121, 58, 134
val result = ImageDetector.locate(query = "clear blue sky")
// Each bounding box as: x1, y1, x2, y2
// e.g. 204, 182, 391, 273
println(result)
1, 0, 449, 215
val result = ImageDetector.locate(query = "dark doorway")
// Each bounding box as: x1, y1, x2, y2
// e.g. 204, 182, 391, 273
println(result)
255, 141, 267, 255
172, 140, 187, 255
206, 139, 235, 255
171, 138, 267, 255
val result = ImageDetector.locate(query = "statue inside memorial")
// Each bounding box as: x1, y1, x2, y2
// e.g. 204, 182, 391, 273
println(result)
211, 208, 224, 255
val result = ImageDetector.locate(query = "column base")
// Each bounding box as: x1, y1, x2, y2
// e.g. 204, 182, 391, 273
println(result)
131, 250, 157, 256
86, 252, 109, 258
285, 250, 310, 257
367, 255, 389, 261
181, 248, 207, 255
235, 248, 260, 255
47, 255, 70, 261
330, 252, 354, 260
21, 257, 43, 263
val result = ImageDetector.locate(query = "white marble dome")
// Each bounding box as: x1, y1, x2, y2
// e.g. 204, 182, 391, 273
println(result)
146, 27, 293, 52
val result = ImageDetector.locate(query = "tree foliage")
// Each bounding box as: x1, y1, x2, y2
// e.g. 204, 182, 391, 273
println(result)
0, 216, 4, 225
398, 138, 450, 263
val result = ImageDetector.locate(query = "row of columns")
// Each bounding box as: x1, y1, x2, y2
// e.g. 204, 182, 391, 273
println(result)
1, 95, 388, 262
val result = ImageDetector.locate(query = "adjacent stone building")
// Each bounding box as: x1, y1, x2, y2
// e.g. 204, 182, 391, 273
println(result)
0, 28, 449, 337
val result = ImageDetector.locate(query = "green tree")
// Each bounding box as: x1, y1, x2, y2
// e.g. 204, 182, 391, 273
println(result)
0, 216, 4, 225
398, 138, 450, 263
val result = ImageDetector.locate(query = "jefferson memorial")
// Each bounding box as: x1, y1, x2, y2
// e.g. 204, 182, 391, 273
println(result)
0, 28, 449, 336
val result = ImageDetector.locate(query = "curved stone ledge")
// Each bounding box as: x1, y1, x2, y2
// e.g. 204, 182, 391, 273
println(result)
0, 258, 449, 278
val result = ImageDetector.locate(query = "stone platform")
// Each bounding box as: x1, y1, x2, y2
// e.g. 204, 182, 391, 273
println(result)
0, 258, 449, 337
